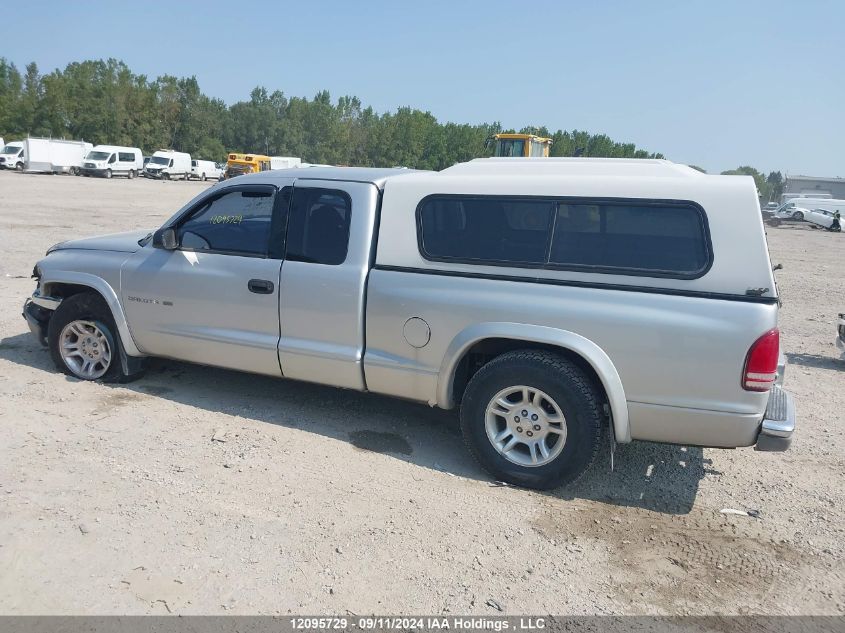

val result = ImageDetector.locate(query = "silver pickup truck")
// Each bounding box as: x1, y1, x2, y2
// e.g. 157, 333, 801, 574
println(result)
23, 159, 796, 489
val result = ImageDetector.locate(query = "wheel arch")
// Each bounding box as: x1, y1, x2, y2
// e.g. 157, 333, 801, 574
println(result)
437, 323, 631, 443
40, 271, 142, 356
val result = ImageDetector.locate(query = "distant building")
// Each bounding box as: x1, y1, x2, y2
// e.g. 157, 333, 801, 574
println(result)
783, 174, 845, 201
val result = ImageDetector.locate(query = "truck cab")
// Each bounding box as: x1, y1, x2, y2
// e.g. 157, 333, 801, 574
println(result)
0, 141, 24, 170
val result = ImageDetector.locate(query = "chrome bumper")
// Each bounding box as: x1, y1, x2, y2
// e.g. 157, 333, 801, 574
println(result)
755, 385, 795, 452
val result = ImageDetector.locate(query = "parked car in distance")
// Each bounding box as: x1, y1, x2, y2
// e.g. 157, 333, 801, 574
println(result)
22, 158, 796, 489
0, 141, 25, 170
803, 208, 842, 232
189, 159, 223, 181
23, 137, 92, 175
143, 150, 191, 180
80, 145, 144, 179
775, 197, 845, 221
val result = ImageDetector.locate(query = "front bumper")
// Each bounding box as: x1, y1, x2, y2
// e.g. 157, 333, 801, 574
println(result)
755, 385, 795, 451
143, 170, 163, 179
23, 299, 51, 347
80, 167, 108, 177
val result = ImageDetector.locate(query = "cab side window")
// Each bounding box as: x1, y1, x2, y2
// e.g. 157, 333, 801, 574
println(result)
286, 188, 351, 265
108, 154, 116, 164
177, 187, 276, 256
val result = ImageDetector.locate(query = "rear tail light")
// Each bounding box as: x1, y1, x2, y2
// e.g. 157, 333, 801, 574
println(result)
742, 328, 780, 391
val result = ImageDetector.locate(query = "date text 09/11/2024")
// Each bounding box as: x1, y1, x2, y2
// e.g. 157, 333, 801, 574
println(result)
289, 617, 547, 631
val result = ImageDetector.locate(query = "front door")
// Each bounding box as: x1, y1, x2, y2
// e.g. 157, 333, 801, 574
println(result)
121, 182, 292, 376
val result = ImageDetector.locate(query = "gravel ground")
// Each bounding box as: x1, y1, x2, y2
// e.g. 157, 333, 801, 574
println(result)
0, 170, 843, 615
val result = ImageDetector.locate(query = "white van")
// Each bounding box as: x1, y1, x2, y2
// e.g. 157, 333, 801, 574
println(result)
143, 150, 192, 180
189, 159, 223, 181
80, 145, 143, 179
781, 192, 832, 204
0, 141, 25, 170
24, 138, 93, 174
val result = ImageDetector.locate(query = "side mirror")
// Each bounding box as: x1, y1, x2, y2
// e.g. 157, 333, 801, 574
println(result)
152, 227, 178, 250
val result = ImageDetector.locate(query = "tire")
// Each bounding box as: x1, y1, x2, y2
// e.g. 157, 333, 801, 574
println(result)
460, 349, 603, 489
163, 172, 170, 181
47, 292, 144, 383
792, 211, 804, 220
105, 169, 112, 179
128, 169, 135, 180
201, 173, 206, 181
15, 162, 23, 171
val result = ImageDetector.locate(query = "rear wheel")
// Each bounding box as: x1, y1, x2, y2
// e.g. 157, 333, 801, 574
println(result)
201, 172, 207, 181
47, 292, 144, 383
128, 169, 135, 179
460, 350, 603, 489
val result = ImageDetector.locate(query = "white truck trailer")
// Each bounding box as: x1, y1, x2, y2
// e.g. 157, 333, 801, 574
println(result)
270, 156, 302, 170
24, 138, 93, 174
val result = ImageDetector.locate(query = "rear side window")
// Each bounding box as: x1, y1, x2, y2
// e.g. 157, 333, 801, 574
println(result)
118, 152, 135, 162
286, 188, 352, 265
417, 195, 711, 278
418, 197, 555, 264
550, 202, 709, 275
177, 187, 276, 256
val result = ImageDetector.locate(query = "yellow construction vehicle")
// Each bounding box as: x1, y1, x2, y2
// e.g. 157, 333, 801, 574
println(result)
486, 133, 553, 157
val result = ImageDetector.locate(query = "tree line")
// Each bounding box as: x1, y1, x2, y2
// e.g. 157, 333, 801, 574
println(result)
0, 58, 667, 169
0, 57, 784, 197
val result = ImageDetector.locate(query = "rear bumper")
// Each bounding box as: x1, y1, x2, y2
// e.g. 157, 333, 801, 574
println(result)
755, 385, 795, 452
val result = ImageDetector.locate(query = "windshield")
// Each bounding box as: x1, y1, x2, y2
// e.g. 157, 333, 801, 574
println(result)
1, 145, 21, 154
86, 151, 111, 161
494, 139, 526, 157
149, 156, 169, 165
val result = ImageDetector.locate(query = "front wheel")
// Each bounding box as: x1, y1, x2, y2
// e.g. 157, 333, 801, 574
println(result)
15, 162, 23, 171
105, 169, 112, 179
792, 211, 804, 220
460, 350, 604, 489
201, 173, 206, 181
47, 292, 144, 383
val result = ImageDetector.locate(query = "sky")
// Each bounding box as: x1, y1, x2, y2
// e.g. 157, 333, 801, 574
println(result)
5, 1, 844, 176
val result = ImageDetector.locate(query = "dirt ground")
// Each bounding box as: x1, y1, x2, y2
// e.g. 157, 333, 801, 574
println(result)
0, 170, 842, 616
